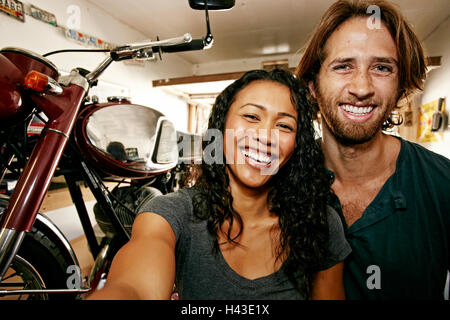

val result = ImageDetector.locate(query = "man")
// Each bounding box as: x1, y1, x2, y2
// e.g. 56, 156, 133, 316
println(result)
296, 0, 450, 299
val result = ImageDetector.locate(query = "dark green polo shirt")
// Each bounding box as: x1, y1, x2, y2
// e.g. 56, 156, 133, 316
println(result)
327, 137, 450, 300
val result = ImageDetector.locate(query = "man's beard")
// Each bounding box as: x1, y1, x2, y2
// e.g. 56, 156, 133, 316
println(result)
315, 87, 394, 146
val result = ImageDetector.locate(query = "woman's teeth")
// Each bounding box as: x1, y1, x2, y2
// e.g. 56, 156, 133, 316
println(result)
341, 104, 374, 115
243, 149, 271, 165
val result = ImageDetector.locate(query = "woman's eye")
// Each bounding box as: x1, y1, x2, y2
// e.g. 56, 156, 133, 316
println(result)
277, 123, 294, 132
243, 114, 259, 121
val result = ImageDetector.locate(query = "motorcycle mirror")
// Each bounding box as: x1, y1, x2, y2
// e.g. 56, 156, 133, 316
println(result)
189, 0, 235, 10
190, 0, 235, 49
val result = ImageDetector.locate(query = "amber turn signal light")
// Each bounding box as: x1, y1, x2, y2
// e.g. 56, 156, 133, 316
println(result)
24, 71, 49, 92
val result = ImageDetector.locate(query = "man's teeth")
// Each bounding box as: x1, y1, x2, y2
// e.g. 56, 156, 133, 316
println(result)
243, 149, 271, 164
341, 104, 374, 115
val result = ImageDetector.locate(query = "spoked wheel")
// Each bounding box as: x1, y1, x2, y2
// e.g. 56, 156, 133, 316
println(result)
0, 255, 48, 300
0, 196, 83, 300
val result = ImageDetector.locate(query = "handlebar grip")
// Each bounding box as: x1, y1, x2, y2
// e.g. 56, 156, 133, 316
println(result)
158, 39, 205, 53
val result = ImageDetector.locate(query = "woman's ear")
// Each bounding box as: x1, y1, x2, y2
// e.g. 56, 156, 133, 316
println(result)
308, 81, 317, 99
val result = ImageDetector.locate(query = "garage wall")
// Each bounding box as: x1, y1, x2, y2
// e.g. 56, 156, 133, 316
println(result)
419, 16, 450, 159
0, 0, 197, 241
0, 0, 193, 132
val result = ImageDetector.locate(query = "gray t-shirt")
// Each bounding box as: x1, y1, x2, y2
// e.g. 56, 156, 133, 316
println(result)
138, 188, 351, 300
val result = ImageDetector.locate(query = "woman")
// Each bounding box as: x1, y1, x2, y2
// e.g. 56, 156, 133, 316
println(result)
88, 69, 351, 300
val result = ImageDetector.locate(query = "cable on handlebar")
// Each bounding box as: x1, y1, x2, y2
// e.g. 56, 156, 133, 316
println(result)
43, 49, 111, 57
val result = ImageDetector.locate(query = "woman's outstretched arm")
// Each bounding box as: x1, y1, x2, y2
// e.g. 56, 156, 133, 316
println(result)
310, 261, 346, 300
87, 212, 176, 300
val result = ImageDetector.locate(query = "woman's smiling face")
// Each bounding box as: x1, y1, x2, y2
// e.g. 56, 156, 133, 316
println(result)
223, 80, 298, 190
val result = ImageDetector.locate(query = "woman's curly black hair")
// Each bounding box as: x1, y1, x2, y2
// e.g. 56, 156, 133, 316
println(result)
185, 69, 331, 298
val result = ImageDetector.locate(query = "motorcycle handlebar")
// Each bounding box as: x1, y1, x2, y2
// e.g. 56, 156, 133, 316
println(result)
86, 33, 200, 83
158, 38, 205, 53
110, 33, 193, 61
127, 33, 193, 52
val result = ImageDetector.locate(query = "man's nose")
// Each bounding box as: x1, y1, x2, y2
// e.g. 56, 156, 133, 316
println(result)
347, 69, 375, 100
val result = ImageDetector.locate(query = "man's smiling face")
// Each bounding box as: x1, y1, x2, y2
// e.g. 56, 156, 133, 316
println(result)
310, 17, 400, 145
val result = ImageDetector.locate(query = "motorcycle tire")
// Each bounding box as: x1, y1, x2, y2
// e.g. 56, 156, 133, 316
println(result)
0, 196, 82, 300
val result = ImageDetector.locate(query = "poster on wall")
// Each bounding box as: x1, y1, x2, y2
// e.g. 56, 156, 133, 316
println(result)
30, 4, 57, 26
0, 0, 25, 22
417, 99, 445, 142
64, 28, 114, 50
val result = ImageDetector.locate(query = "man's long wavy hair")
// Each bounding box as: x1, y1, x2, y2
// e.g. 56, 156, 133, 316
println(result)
295, 0, 427, 130
185, 69, 330, 298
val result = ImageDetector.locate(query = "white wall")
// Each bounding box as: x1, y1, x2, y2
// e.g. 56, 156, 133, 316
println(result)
0, 0, 193, 132
194, 52, 301, 75
1, 0, 195, 240
419, 16, 450, 159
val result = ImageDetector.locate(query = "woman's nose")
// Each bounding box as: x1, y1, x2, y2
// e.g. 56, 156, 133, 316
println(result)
251, 122, 277, 148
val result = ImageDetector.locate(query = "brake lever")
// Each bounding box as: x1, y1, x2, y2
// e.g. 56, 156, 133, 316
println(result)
111, 33, 192, 61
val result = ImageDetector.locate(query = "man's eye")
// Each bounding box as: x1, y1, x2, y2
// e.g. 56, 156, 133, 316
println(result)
374, 65, 393, 73
333, 63, 352, 73
333, 64, 351, 71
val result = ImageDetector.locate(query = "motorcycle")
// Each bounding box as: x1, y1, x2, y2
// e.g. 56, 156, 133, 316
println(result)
0, 0, 233, 300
